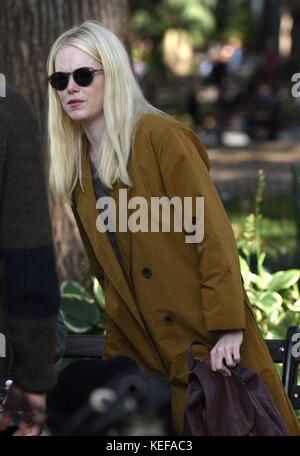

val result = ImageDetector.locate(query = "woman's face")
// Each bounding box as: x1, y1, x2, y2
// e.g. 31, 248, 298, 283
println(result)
54, 45, 105, 125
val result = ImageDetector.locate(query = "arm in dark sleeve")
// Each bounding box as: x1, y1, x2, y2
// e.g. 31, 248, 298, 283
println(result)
0, 89, 60, 393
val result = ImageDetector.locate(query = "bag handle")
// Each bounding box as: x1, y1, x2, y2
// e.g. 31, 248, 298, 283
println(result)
187, 339, 212, 370
187, 340, 253, 385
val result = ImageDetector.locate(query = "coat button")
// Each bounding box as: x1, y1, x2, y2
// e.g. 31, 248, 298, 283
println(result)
164, 313, 176, 325
142, 267, 152, 279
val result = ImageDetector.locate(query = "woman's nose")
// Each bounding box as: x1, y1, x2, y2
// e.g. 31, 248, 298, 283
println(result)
67, 75, 79, 92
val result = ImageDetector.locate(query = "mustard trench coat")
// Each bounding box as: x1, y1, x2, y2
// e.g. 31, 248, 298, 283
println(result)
72, 113, 300, 435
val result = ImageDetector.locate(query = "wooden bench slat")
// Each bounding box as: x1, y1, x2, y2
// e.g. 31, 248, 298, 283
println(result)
65, 335, 286, 361
63, 334, 300, 410
64, 335, 104, 358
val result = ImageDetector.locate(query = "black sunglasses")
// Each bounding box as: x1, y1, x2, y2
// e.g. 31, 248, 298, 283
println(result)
48, 66, 104, 91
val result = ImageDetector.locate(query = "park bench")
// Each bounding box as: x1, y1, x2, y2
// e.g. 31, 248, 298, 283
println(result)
64, 325, 300, 411
0, 326, 299, 435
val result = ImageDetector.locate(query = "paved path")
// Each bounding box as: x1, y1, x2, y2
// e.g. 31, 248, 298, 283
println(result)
207, 141, 300, 199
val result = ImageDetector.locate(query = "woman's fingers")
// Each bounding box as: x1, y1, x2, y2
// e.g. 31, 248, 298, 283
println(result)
215, 349, 232, 376
210, 347, 231, 376
224, 346, 236, 367
233, 344, 241, 364
210, 330, 243, 376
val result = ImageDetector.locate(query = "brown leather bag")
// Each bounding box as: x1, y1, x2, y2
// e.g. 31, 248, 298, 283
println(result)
183, 339, 288, 436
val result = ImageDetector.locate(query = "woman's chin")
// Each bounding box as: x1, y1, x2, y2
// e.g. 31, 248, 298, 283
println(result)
68, 111, 88, 122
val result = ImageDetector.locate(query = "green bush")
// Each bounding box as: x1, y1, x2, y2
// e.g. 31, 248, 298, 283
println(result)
239, 170, 300, 338
60, 279, 107, 335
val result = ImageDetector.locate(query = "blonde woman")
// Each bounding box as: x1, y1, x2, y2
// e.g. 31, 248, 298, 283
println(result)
46, 20, 299, 435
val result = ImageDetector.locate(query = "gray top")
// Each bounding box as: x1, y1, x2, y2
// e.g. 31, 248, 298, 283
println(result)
90, 161, 122, 266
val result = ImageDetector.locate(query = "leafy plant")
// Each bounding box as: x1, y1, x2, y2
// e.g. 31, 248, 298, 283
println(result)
239, 169, 300, 338
60, 279, 107, 335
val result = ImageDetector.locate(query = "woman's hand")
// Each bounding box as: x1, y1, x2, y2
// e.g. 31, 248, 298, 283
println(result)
210, 330, 243, 376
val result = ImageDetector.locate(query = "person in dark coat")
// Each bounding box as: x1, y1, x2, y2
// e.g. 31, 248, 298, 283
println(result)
0, 87, 60, 436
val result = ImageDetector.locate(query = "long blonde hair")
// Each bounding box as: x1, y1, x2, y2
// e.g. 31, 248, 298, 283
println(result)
47, 20, 166, 204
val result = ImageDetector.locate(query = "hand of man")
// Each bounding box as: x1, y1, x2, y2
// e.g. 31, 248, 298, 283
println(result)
0, 384, 46, 436
210, 330, 243, 376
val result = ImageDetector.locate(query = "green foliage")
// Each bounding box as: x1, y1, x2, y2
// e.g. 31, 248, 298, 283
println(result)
227, 195, 297, 269
239, 170, 300, 338
130, 0, 217, 47
220, 0, 253, 46
60, 279, 107, 335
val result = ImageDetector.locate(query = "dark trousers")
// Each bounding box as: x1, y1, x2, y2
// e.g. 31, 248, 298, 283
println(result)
46, 356, 173, 435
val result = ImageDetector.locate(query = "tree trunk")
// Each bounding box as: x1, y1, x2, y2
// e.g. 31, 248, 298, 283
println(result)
262, 0, 283, 53
215, 0, 230, 35
0, 0, 130, 283
288, 0, 300, 62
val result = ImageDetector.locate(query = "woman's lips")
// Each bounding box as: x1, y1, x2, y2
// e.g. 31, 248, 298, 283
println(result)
68, 100, 85, 108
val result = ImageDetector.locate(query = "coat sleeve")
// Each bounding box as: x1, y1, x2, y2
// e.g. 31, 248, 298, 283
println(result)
157, 124, 246, 332
0, 89, 60, 393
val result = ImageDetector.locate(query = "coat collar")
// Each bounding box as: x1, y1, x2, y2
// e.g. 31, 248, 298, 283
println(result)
73, 142, 147, 330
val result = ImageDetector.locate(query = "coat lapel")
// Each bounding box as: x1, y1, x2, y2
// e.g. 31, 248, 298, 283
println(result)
73, 144, 143, 329
111, 178, 133, 291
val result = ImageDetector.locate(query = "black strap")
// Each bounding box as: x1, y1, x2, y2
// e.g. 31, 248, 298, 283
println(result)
187, 339, 212, 370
